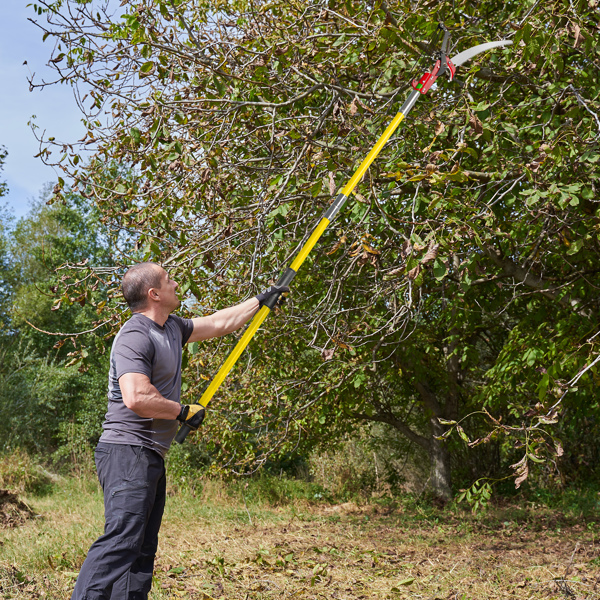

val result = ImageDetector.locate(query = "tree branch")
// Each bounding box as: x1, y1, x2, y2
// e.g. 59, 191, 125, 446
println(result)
348, 408, 430, 451
481, 244, 589, 316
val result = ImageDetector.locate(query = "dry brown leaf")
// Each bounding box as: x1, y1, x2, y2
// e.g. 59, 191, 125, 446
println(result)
400, 240, 412, 259
421, 243, 440, 265
429, 150, 443, 163
511, 455, 529, 489
326, 236, 346, 255
469, 113, 483, 135
408, 265, 421, 280
573, 23, 582, 48
321, 348, 335, 361
332, 338, 350, 350
362, 243, 380, 255
515, 467, 529, 489
355, 96, 374, 113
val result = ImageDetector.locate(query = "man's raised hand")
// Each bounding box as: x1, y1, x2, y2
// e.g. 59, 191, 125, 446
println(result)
256, 285, 290, 309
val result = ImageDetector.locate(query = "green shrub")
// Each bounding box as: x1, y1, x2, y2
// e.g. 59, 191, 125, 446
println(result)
235, 474, 331, 507
0, 448, 56, 496
527, 484, 600, 519
166, 441, 212, 494
308, 428, 428, 501
52, 421, 96, 478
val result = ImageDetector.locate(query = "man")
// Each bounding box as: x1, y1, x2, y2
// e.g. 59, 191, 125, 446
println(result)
71, 261, 286, 600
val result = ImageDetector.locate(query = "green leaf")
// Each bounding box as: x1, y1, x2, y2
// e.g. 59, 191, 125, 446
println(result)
213, 75, 226, 95
168, 566, 185, 574
536, 373, 550, 400
310, 180, 322, 197
566, 239, 583, 255
432, 258, 447, 281
353, 371, 366, 389
460, 146, 478, 159
525, 191, 541, 207
527, 454, 545, 464
140, 61, 155, 74
159, 3, 170, 19
456, 425, 471, 444
332, 34, 346, 47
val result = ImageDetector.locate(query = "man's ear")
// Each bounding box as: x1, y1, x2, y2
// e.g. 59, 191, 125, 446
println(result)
148, 287, 160, 302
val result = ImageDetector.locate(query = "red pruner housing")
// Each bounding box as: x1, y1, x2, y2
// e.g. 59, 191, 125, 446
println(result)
412, 57, 456, 94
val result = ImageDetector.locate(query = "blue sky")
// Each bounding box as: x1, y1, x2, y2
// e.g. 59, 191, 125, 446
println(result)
1, 3, 86, 219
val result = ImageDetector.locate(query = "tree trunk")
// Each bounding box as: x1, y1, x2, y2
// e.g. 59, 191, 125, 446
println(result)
429, 416, 452, 502
411, 379, 454, 502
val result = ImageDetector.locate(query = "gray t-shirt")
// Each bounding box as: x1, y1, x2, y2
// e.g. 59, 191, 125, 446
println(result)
99, 312, 194, 457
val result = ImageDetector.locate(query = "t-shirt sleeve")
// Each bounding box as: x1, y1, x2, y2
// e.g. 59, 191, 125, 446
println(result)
113, 328, 155, 380
172, 315, 195, 346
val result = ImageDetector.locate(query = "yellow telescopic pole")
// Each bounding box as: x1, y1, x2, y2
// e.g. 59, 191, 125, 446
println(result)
175, 89, 422, 443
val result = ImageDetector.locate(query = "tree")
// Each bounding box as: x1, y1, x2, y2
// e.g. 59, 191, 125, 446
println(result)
0, 188, 114, 455
31, 0, 600, 498
0, 147, 11, 328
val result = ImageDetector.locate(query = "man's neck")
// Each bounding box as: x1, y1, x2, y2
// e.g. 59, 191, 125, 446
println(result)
135, 306, 170, 327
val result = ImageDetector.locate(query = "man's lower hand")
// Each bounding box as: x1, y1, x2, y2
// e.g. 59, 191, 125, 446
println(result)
177, 404, 206, 430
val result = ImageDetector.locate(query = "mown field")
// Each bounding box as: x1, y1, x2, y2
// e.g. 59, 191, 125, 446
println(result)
0, 473, 599, 600
152, 499, 599, 600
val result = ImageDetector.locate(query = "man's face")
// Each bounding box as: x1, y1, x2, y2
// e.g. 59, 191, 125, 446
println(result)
154, 267, 180, 311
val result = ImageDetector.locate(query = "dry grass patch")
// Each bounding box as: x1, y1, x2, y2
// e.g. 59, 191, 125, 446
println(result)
0, 478, 599, 599
155, 502, 600, 599
0, 489, 34, 529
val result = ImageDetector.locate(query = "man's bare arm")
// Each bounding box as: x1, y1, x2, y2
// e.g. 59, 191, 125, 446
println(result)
119, 372, 181, 419
187, 297, 259, 343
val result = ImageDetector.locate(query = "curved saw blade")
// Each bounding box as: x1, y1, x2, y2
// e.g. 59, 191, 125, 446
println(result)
451, 40, 512, 68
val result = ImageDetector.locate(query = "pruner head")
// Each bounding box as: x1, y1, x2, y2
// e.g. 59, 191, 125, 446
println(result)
412, 36, 512, 95
438, 23, 452, 59
451, 40, 513, 69
422, 22, 451, 63
412, 23, 455, 94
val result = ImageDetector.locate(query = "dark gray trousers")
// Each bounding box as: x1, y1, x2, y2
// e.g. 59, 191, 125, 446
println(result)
71, 443, 166, 600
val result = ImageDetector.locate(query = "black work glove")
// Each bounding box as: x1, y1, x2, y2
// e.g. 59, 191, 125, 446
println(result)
176, 404, 206, 430
256, 285, 290, 309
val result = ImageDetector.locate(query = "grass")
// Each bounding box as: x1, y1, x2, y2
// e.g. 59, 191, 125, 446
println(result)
1, 473, 599, 599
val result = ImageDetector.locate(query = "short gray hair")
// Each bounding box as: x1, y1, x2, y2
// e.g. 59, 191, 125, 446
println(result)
122, 262, 163, 311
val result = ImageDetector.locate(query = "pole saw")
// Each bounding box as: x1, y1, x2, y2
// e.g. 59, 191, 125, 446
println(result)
175, 24, 512, 443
